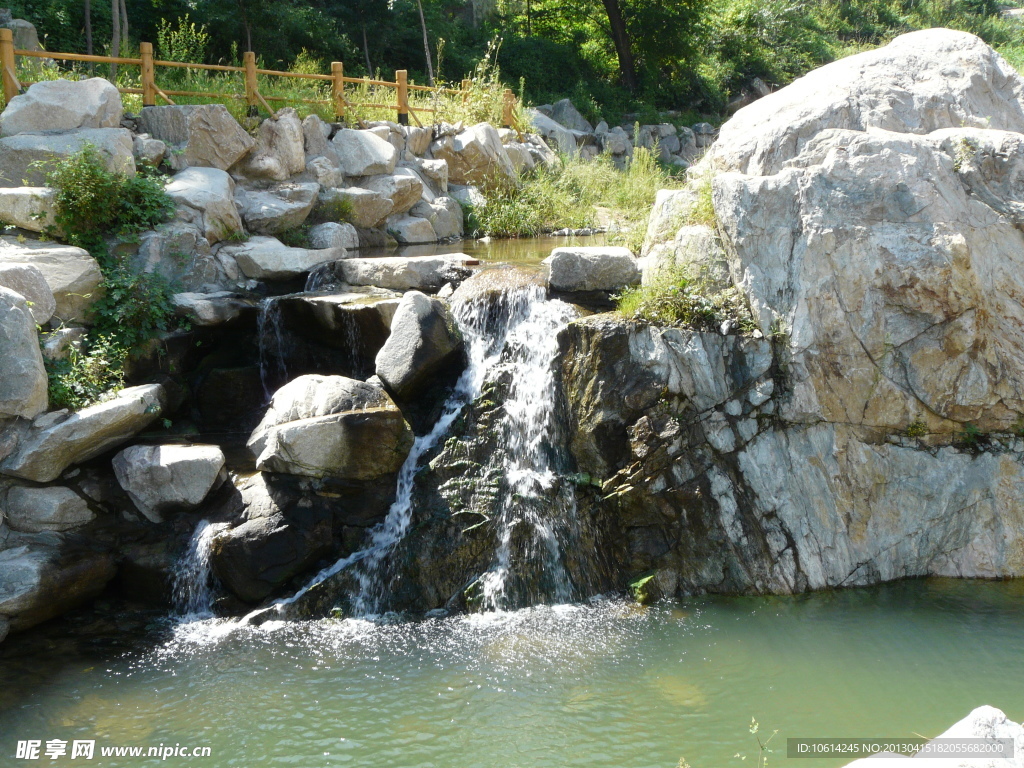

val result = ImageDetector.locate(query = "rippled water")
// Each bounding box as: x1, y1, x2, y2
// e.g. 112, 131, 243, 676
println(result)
1, 579, 1022, 767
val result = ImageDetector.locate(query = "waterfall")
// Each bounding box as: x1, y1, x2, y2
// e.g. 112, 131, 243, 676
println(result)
257, 297, 288, 400
171, 520, 225, 619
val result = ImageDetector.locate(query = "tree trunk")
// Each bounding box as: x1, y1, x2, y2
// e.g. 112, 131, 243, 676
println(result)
415, 0, 434, 86
600, 0, 637, 91
84, 0, 92, 57
119, 0, 128, 44
526, 0, 532, 36
362, 24, 372, 74
110, 0, 119, 82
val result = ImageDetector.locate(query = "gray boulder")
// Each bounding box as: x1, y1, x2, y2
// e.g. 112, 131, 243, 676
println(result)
234, 108, 305, 181
543, 246, 640, 292
527, 109, 579, 156
236, 182, 318, 235
320, 186, 391, 228
308, 221, 359, 250
132, 133, 166, 166
112, 444, 226, 523
0, 286, 47, 420
131, 222, 226, 291
338, 254, 473, 292
332, 128, 398, 177
549, 98, 593, 133
0, 262, 55, 324
220, 236, 344, 280
0, 237, 104, 324
4, 486, 94, 532
0, 187, 55, 232
375, 290, 464, 400
410, 197, 463, 240
247, 374, 413, 480
364, 168, 423, 214
386, 214, 437, 244
209, 473, 332, 603
0, 128, 134, 187
172, 291, 251, 327
0, 383, 166, 483
165, 166, 244, 244
431, 122, 517, 186
40, 326, 86, 361
138, 104, 255, 171
0, 78, 122, 136
0, 539, 116, 631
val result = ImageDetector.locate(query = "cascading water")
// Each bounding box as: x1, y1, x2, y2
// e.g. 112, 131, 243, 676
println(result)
171, 520, 226, 619
257, 297, 288, 400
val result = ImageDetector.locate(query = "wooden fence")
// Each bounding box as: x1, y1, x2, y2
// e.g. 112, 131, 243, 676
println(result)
0, 28, 520, 128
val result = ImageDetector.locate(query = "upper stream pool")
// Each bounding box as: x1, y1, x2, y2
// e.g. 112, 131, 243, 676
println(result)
1, 579, 1021, 767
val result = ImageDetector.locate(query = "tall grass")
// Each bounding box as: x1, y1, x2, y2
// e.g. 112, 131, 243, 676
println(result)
468, 146, 682, 250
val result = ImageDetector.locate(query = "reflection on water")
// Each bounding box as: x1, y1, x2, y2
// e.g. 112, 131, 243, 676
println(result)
1, 580, 1022, 767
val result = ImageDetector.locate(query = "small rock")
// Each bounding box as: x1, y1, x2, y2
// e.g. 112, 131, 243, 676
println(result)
308, 221, 359, 251
165, 166, 244, 244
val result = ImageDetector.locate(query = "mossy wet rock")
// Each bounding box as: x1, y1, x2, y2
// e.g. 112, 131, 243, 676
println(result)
138, 104, 255, 171
0, 286, 47, 420
208, 473, 333, 604
247, 374, 413, 481
0, 384, 166, 483
375, 290, 465, 402
0, 77, 122, 136
112, 444, 227, 523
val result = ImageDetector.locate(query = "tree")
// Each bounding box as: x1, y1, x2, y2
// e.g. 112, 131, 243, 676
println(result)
600, 0, 636, 90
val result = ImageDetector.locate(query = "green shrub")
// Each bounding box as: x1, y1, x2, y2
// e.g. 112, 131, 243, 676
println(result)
90, 269, 177, 350
616, 267, 754, 332
45, 335, 127, 411
41, 146, 173, 264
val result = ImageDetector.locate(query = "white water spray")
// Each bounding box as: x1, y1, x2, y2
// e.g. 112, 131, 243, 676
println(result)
171, 520, 227, 619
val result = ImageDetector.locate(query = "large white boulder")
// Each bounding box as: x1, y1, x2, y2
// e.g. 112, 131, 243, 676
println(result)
234, 108, 305, 181
543, 246, 640, 292
385, 214, 437, 244
0, 127, 134, 187
0, 187, 55, 232
0, 286, 47, 419
364, 168, 423, 214
410, 197, 463, 240
221, 236, 345, 280
165, 166, 244, 245
339, 255, 473, 292
236, 182, 318, 235
375, 290, 464, 400
308, 221, 359, 251
171, 291, 250, 327
0, 383, 166, 483
138, 104, 255, 171
112, 444, 226, 523
4, 486, 94, 532
331, 128, 398, 177
704, 29, 1024, 177
0, 262, 55, 324
247, 374, 413, 480
0, 78, 122, 136
430, 122, 517, 186
0, 237, 103, 324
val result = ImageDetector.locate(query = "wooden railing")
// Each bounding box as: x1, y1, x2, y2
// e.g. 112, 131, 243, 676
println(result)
0, 28, 520, 128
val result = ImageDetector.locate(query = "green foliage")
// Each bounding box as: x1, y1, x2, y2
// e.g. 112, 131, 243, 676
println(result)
470, 146, 677, 247
957, 421, 983, 448
156, 13, 211, 64
617, 267, 754, 332
90, 268, 177, 350
41, 146, 173, 263
906, 419, 928, 438
278, 225, 312, 249
45, 334, 127, 411
312, 195, 354, 225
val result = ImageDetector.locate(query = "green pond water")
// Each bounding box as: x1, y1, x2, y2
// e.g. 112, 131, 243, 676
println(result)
1, 579, 1022, 767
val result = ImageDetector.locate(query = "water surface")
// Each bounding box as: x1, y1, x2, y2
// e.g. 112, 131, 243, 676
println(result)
1, 579, 1021, 767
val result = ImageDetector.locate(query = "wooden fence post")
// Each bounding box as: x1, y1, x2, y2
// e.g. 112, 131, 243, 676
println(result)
502, 88, 515, 128
396, 69, 408, 125
244, 51, 258, 115
140, 42, 156, 107
332, 61, 345, 121
462, 78, 470, 105
0, 29, 17, 103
